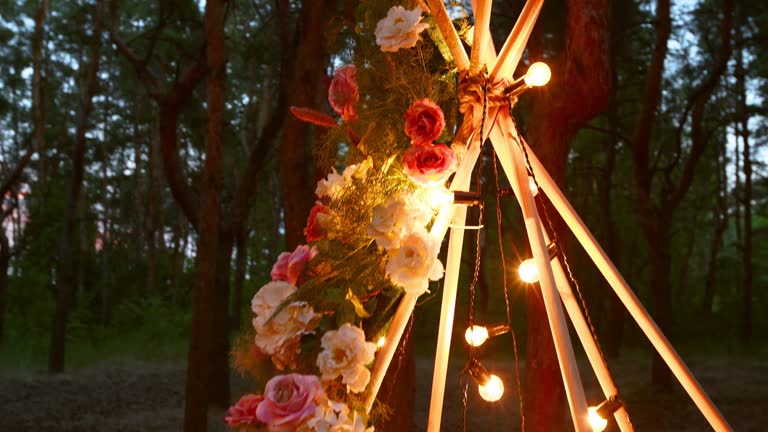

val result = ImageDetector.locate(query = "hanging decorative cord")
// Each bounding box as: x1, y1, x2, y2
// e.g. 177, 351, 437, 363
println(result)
462, 70, 489, 427
492, 150, 525, 432
506, 110, 632, 427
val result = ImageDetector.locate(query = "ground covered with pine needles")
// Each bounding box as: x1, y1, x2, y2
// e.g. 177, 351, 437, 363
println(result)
0, 353, 765, 431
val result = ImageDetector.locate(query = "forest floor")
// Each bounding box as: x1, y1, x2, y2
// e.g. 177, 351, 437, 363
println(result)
0, 352, 766, 431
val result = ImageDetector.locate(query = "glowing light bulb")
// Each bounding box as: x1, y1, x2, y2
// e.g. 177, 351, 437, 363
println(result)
528, 176, 539, 196
376, 336, 386, 349
588, 406, 608, 432
478, 374, 504, 402
425, 186, 454, 209
465, 325, 490, 347
524, 62, 551, 87
518, 259, 539, 283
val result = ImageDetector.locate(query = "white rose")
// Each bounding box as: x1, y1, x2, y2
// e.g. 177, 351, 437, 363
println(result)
375, 6, 430, 52
385, 229, 444, 295
316, 323, 376, 393
316, 160, 371, 199
316, 168, 345, 199
300, 396, 374, 432
251, 281, 320, 369
367, 193, 432, 250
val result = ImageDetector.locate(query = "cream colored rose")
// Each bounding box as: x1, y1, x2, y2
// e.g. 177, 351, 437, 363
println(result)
316, 160, 371, 199
300, 396, 374, 432
316, 323, 376, 393
251, 281, 320, 369
385, 229, 444, 295
316, 168, 345, 199
367, 193, 432, 250
375, 6, 430, 52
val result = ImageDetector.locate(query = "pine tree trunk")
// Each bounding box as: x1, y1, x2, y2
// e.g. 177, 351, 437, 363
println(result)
183, 1, 227, 430
648, 222, 672, 386
0, 227, 9, 344
231, 228, 248, 330
735, 22, 752, 344
32, 0, 48, 198
523, 0, 611, 427
48, 7, 102, 373
279, 0, 333, 249
702, 139, 728, 318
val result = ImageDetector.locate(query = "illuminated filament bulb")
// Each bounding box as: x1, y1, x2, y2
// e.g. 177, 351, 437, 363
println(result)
376, 336, 386, 349
465, 323, 511, 347
478, 374, 504, 402
465, 325, 490, 347
505, 62, 552, 98
523, 62, 552, 87
588, 395, 624, 432
517, 242, 559, 284
528, 176, 539, 196
467, 359, 505, 402
518, 259, 539, 283
588, 406, 608, 432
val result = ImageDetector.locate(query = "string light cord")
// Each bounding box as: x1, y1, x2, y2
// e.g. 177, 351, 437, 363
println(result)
463, 70, 489, 427
492, 151, 525, 432
507, 111, 632, 427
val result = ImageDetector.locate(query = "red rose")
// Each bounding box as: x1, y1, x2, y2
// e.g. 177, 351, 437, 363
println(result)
328, 65, 359, 123
225, 393, 264, 427
402, 144, 457, 186
304, 201, 331, 243
404, 99, 445, 146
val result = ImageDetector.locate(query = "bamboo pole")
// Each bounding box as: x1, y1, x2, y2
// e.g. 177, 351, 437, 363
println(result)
489, 0, 544, 83
364, 292, 417, 412
498, 141, 633, 431
552, 259, 634, 431
426, 0, 470, 71
514, 123, 733, 432
490, 111, 591, 432
470, 0, 493, 69
426, 205, 469, 432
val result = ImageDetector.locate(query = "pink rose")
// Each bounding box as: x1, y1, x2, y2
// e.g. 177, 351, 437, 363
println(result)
225, 394, 264, 427
270, 245, 318, 286
304, 201, 331, 243
328, 65, 359, 123
403, 144, 457, 186
256, 374, 321, 431
404, 99, 445, 146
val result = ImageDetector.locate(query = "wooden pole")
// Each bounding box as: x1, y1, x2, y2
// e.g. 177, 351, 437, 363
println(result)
490, 111, 591, 432
489, 0, 544, 83
426, 0, 470, 71
364, 292, 417, 412
470, 0, 493, 69
517, 131, 733, 432
426, 205, 469, 432
499, 145, 633, 431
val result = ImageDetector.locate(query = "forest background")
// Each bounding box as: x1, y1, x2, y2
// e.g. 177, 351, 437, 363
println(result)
0, 0, 766, 431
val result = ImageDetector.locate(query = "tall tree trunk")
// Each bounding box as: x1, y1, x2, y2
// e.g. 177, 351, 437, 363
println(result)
736, 28, 752, 344
524, 0, 611, 428
209, 230, 233, 408
702, 138, 729, 318
146, 123, 162, 295
32, 0, 48, 198
48, 5, 102, 373
601, 117, 624, 357
0, 217, 10, 344
279, 0, 334, 249
183, 0, 227, 430
231, 227, 248, 330
648, 222, 672, 386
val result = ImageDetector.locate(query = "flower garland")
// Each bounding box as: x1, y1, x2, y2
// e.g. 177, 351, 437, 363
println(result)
228, 3, 466, 430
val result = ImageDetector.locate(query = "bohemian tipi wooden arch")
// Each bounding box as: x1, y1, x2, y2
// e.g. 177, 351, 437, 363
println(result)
363, 1, 733, 431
